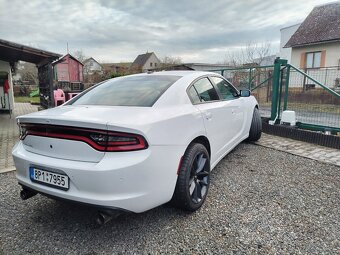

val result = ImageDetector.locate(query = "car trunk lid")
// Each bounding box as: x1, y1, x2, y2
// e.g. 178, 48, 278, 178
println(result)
17, 105, 150, 162
18, 106, 110, 163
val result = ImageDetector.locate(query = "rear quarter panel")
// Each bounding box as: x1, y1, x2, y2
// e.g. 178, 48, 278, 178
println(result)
146, 105, 206, 147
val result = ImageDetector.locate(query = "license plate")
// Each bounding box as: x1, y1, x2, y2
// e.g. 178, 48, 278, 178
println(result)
29, 167, 69, 190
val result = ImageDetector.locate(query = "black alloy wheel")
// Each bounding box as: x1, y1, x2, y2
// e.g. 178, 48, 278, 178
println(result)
172, 143, 210, 211
189, 153, 209, 204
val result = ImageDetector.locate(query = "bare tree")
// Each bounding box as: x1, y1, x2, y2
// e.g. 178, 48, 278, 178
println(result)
161, 56, 183, 67
73, 50, 87, 63
224, 41, 272, 66
245, 41, 271, 65
224, 51, 243, 67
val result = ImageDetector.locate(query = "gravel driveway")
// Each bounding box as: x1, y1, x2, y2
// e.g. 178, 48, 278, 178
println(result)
0, 143, 339, 254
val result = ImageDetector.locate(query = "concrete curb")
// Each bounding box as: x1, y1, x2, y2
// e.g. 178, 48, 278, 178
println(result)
256, 142, 340, 167
255, 133, 340, 167
0, 167, 16, 174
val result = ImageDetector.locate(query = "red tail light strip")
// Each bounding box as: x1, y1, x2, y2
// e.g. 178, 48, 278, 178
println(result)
27, 131, 107, 151
21, 124, 148, 152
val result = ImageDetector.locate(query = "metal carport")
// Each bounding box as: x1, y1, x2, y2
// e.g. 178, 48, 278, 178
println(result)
0, 39, 61, 110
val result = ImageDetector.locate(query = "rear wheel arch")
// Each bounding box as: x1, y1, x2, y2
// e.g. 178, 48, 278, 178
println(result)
188, 136, 211, 158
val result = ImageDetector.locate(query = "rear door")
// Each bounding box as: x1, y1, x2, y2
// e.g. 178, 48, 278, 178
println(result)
188, 77, 236, 164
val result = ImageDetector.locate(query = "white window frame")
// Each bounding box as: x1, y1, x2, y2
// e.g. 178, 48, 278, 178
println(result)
306, 51, 322, 69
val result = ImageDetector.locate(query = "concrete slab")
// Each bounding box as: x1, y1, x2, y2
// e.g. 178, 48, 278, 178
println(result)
256, 133, 340, 167
0, 103, 38, 172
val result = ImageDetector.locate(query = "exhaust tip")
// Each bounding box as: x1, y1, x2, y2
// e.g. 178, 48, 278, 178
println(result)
95, 210, 122, 225
20, 189, 37, 200
96, 213, 107, 225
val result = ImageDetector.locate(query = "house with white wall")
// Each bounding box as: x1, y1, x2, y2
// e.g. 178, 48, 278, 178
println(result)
279, 23, 300, 63
130, 52, 161, 72
284, 2, 340, 89
285, 2, 340, 69
83, 57, 103, 75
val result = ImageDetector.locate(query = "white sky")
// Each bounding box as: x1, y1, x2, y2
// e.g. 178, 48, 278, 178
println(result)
0, 0, 334, 63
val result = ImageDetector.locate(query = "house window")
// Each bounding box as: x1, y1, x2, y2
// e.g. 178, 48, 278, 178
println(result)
306, 52, 321, 68
150, 62, 153, 67
155, 63, 157, 67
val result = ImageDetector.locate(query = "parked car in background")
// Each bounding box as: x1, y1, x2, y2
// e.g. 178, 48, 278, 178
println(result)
12, 71, 261, 224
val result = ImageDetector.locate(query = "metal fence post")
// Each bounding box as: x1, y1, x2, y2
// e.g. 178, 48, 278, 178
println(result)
283, 65, 290, 111
277, 69, 284, 120
271, 59, 281, 121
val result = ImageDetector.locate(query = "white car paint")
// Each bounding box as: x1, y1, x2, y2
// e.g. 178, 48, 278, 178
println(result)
12, 71, 258, 213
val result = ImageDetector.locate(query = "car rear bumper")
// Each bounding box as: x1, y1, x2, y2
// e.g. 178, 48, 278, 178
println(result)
12, 141, 184, 213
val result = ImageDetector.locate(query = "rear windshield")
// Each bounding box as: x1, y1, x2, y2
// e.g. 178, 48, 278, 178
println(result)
69, 75, 181, 107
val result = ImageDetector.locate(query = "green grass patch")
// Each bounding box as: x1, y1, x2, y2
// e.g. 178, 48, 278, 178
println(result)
15, 96, 40, 105
258, 102, 339, 114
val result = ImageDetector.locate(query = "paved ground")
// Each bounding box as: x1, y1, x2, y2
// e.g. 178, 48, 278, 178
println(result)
0, 143, 339, 254
256, 134, 340, 167
0, 103, 38, 172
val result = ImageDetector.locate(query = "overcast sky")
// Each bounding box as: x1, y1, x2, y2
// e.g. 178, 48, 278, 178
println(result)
0, 0, 333, 63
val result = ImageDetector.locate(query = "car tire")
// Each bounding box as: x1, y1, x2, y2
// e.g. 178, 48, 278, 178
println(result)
247, 107, 262, 141
171, 143, 210, 212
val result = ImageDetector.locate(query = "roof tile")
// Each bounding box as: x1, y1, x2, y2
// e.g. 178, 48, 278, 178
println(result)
285, 2, 340, 47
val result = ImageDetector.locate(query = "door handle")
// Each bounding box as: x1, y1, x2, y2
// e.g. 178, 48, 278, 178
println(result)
204, 112, 212, 120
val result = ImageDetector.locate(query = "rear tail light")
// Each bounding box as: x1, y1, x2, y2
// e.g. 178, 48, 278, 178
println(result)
91, 132, 147, 151
19, 124, 28, 140
19, 123, 148, 152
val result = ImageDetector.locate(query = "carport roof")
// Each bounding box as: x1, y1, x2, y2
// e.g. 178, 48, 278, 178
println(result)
0, 38, 61, 65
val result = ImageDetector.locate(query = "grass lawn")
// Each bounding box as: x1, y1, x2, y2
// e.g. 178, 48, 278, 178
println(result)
258, 101, 339, 114
14, 96, 40, 105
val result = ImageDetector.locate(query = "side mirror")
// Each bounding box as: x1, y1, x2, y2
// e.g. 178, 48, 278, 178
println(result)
239, 90, 251, 97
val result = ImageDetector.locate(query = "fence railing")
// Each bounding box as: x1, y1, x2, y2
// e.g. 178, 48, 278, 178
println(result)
283, 64, 340, 132
206, 59, 340, 133
289, 66, 340, 90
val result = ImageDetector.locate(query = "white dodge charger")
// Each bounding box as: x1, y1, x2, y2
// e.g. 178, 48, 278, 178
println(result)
12, 71, 261, 217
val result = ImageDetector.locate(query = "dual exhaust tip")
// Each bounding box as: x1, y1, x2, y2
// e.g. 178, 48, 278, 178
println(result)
20, 189, 37, 200
96, 210, 122, 225
20, 188, 121, 225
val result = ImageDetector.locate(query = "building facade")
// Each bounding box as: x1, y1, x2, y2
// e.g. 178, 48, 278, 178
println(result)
83, 57, 103, 75
279, 23, 300, 63
131, 52, 161, 72
284, 2, 340, 89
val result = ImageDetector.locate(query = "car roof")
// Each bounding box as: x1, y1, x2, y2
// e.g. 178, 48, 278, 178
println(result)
130, 70, 220, 79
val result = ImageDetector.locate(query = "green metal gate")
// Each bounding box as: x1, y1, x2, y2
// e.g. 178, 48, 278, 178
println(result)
210, 58, 340, 134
